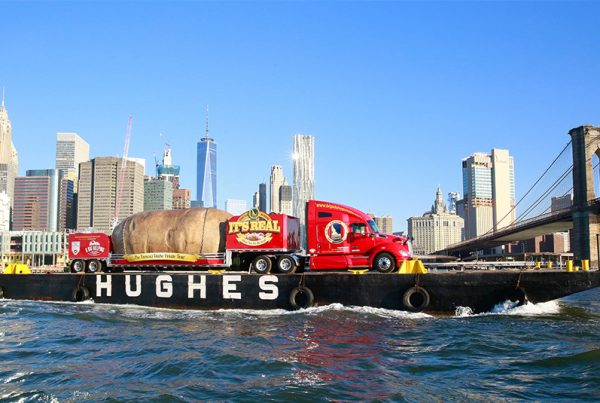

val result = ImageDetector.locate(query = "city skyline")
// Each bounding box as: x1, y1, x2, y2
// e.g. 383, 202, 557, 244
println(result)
1, 2, 599, 231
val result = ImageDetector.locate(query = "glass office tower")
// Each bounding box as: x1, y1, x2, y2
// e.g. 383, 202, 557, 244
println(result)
196, 135, 217, 208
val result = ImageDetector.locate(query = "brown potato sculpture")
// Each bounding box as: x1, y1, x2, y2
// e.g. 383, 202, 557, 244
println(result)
111, 208, 233, 255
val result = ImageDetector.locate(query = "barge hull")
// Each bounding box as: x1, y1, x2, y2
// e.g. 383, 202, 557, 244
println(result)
0, 270, 599, 313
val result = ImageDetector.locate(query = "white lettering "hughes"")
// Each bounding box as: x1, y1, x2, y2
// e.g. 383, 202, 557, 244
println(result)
95, 274, 280, 301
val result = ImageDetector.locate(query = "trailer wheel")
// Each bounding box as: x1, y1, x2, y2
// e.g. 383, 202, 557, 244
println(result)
402, 286, 430, 312
86, 259, 101, 273
277, 255, 297, 274
251, 255, 272, 274
72, 286, 90, 302
71, 259, 85, 273
289, 286, 315, 310
373, 252, 396, 273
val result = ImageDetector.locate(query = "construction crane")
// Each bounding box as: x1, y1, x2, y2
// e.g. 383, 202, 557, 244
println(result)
112, 115, 133, 230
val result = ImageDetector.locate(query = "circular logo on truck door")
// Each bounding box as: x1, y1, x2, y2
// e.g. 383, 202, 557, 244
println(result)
325, 220, 348, 244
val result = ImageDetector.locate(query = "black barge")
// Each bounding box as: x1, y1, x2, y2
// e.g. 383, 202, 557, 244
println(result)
1, 270, 599, 314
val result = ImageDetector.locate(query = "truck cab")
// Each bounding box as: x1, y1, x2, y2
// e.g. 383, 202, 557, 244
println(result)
306, 200, 411, 272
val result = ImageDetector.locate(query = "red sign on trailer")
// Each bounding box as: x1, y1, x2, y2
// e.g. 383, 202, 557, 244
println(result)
68, 233, 111, 260
226, 210, 301, 252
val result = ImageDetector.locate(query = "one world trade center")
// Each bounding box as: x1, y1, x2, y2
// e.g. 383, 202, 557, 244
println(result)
196, 109, 217, 208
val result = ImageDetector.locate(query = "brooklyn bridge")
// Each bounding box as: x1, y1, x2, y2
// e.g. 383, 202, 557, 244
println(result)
438, 125, 600, 267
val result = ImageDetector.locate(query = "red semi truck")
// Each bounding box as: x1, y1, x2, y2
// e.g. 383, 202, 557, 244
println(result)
68, 200, 411, 274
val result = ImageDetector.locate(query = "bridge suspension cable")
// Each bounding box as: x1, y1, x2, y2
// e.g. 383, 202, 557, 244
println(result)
486, 140, 573, 235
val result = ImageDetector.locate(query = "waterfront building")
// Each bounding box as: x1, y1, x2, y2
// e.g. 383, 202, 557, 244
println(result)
0, 95, 18, 208
259, 182, 267, 212
0, 230, 67, 267
225, 199, 248, 215
196, 113, 217, 208
13, 169, 62, 232
551, 194, 573, 211
408, 187, 464, 255
173, 188, 191, 210
77, 157, 144, 232
510, 194, 574, 256
292, 134, 315, 237
369, 213, 393, 234
270, 165, 285, 213
458, 149, 515, 239
55, 132, 89, 180
144, 179, 173, 211
279, 181, 293, 216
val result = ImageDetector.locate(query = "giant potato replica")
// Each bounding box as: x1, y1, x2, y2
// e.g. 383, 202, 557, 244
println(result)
111, 208, 233, 255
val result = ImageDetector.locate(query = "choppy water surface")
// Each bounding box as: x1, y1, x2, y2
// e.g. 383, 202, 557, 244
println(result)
1, 289, 600, 402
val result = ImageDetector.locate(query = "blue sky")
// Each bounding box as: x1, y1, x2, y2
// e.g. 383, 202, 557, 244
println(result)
1, 1, 599, 231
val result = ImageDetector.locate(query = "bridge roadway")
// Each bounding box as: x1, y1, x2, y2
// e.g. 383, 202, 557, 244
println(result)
438, 207, 574, 256
438, 198, 600, 256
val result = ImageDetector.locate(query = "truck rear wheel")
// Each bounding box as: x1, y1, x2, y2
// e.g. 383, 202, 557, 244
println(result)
276, 255, 297, 274
251, 255, 272, 274
71, 259, 85, 273
86, 259, 101, 273
373, 252, 396, 273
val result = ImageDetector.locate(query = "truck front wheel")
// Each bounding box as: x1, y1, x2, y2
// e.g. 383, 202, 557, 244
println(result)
277, 255, 297, 274
373, 252, 396, 273
251, 255, 272, 274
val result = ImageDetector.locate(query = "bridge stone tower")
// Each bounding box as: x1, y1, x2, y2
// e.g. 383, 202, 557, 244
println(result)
570, 125, 600, 267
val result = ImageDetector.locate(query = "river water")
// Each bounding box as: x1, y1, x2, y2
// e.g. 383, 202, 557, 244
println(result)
1, 289, 599, 402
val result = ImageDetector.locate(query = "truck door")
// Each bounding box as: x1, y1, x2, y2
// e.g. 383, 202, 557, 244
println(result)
347, 222, 375, 268
309, 212, 351, 269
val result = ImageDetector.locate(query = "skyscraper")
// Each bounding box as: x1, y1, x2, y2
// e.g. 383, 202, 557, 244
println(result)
13, 169, 61, 231
0, 93, 18, 208
279, 180, 293, 216
0, 191, 9, 231
259, 182, 267, 212
77, 157, 144, 232
156, 144, 181, 189
196, 110, 217, 208
270, 165, 285, 213
292, 134, 315, 219
458, 149, 516, 239
252, 191, 260, 209
56, 132, 88, 229
59, 177, 75, 230
144, 179, 173, 211
55, 132, 90, 180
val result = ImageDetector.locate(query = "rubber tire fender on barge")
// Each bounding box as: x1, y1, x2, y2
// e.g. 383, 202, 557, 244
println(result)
72, 286, 91, 302
0, 286, 4, 299
509, 287, 527, 306
402, 286, 430, 312
289, 286, 315, 310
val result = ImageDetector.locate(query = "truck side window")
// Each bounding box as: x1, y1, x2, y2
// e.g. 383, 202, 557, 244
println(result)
318, 212, 333, 218
351, 223, 366, 235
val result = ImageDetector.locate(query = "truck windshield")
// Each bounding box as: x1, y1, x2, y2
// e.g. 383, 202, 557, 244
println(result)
367, 220, 380, 233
